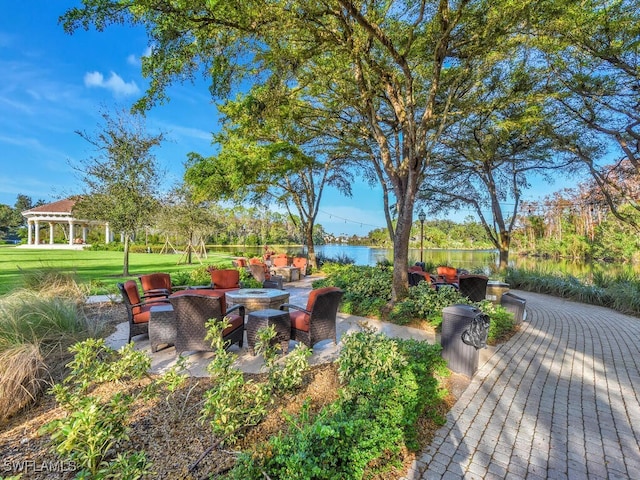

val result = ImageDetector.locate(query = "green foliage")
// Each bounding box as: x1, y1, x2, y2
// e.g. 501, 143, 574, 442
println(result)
201, 319, 270, 443
170, 266, 212, 287
255, 325, 311, 394
389, 283, 468, 327
40, 339, 154, 478
314, 264, 392, 317
505, 267, 640, 316
41, 392, 135, 477
476, 300, 516, 345
238, 267, 262, 288
64, 339, 150, 392
231, 328, 448, 479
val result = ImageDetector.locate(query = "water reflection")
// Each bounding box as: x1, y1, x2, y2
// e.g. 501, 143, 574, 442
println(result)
209, 244, 639, 278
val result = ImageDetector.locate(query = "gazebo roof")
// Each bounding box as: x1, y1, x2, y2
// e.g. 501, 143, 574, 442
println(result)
23, 198, 78, 216
21, 197, 99, 225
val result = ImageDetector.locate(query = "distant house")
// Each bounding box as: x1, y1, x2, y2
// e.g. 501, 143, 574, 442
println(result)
21, 198, 112, 248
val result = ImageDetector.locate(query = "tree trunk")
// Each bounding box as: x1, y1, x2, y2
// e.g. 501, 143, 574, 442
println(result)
498, 232, 510, 271
305, 225, 317, 270
123, 235, 130, 277
391, 206, 413, 302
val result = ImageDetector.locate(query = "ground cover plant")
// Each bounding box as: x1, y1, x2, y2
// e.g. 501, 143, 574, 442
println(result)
505, 267, 640, 317
228, 326, 449, 479
0, 271, 100, 422
316, 264, 517, 344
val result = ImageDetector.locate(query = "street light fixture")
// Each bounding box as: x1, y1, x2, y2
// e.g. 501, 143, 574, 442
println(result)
418, 209, 426, 263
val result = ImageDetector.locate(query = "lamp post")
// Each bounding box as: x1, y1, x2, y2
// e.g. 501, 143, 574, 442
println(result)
418, 209, 426, 263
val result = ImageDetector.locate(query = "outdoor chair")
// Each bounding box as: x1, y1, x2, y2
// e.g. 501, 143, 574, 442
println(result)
233, 257, 249, 268
139, 272, 174, 300
458, 274, 489, 302
168, 293, 245, 356
118, 280, 171, 343
208, 268, 241, 293
408, 265, 438, 288
292, 257, 308, 276
279, 287, 344, 348
436, 266, 460, 286
272, 254, 289, 267
249, 262, 284, 289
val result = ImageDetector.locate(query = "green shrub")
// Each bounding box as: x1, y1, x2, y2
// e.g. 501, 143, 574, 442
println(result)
40, 339, 153, 478
201, 319, 270, 443
170, 266, 213, 287
314, 264, 393, 317
231, 328, 448, 479
388, 283, 467, 327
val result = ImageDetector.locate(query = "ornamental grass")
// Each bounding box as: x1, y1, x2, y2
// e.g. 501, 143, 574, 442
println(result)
0, 271, 97, 422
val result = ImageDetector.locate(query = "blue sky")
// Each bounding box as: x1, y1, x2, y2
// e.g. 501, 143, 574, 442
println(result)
0, 2, 569, 236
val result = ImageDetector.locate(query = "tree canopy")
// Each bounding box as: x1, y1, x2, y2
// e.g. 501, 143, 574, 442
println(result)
72, 108, 165, 276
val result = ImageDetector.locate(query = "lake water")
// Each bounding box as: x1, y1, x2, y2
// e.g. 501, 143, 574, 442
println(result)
210, 244, 639, 277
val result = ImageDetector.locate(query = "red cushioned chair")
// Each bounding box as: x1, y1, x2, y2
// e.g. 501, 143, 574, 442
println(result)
272, 254, 289, 267
408, 266, 437, 288
139, 272, 174, 300
292, 257, 308, 276
168, 293, 245, 356
436, 266, 460, 286
208, 268, 241, 294
279, 287, 344, 348
118, 280, 170, 343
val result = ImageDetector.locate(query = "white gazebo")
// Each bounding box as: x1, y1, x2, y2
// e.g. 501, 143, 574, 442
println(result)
21, 198, 112, 248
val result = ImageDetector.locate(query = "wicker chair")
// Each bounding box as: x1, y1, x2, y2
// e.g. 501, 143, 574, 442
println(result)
436, 266, 460, 286
249, 263, 284, 289
279, 287, 344, 348
292, 257, 308, 276
458, 274, 489, 302
139, 272, 174, 300
117, 280, 170, 343
168, 293, 245, 356
208, 268, 241, 293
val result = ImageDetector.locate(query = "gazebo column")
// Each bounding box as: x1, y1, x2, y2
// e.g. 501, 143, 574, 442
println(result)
68, 221, 75, 246
49, 222, 55, 244
82, 226, 87, 244
34, 220, 40, 245
27, 220, 33, 245
105, 223, 110, 244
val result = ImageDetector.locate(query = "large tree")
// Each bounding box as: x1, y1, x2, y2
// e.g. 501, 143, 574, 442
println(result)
533, 0, 640, 226
419, 54, 568, 269
62, 0, 521, 301
155, 185, 219, 264
185, 89, 352, 269
73, 109, 165, 276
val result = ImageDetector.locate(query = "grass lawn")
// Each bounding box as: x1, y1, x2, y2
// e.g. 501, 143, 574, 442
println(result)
0, 245, 235, 295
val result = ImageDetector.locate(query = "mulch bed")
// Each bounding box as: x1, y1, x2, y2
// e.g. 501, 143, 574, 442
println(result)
0, 302, 462, 479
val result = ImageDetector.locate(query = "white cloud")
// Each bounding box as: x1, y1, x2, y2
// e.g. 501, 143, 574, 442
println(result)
126, 54, 139, 66
83, 71, 140, 97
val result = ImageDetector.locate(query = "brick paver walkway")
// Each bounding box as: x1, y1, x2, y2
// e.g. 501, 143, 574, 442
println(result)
408, 290, 640, 480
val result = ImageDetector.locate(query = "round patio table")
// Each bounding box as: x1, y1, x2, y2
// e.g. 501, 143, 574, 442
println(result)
225, 288, 289, 314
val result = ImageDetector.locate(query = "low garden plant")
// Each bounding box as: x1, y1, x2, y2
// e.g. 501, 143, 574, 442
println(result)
505, 267, 640, 316
40, 339, 155, 478
316, 264, 517, 344
230, 326, 449, 479
0, 277, 98, 421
